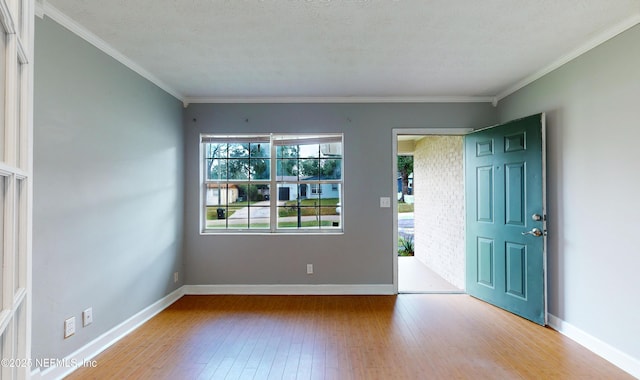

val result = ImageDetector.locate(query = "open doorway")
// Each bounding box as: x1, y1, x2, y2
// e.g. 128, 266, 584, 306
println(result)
393, 129, 470, 294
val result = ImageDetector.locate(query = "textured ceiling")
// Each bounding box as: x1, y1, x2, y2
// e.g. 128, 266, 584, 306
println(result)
42, 0, 640, 102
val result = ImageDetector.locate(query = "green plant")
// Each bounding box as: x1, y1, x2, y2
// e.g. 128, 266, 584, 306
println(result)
398, 236, 415, 256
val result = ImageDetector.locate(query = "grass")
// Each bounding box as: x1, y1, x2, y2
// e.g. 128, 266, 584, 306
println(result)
208, 199, 341, 220
279, 198, 339, 217
206, 220, 337, 229
398, 202, 414, 213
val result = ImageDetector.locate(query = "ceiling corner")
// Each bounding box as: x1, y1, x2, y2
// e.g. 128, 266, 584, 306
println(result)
41, 1, 185, 103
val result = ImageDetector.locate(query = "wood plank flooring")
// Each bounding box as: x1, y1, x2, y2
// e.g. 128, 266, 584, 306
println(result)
67, 295, 633, 379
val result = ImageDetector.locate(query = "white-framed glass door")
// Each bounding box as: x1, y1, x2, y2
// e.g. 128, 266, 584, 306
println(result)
0, 0, 33, 378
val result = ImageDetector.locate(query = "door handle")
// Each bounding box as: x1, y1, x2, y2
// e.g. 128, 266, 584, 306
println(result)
522, 228, 544, 237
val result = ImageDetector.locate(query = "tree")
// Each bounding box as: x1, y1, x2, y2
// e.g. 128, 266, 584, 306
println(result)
206, 142, 271, 205
398, 155, 413, 203
206, 143, 270, 181
299, 158, 341, 179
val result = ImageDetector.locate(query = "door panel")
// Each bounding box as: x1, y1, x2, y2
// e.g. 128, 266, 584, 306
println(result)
465, 114, 546, 325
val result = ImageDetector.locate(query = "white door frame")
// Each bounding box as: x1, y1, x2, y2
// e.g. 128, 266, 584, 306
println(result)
392, 128, 473, 294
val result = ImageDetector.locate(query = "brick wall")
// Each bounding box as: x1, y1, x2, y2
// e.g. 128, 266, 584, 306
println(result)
413, 136, 465, 289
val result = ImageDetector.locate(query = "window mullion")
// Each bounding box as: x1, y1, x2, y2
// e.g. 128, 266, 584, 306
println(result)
270, 140, 276, 233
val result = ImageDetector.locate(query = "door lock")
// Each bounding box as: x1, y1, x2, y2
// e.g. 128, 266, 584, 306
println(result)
522, 228, 544, 237
531, 214, 544, 221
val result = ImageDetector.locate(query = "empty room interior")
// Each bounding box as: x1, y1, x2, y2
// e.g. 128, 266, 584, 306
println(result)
3, 0, 638, 378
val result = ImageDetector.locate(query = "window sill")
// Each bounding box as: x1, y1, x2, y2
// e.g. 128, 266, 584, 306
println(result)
200, 230, 344, 236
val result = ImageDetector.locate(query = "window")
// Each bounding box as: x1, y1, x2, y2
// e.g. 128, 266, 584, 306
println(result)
310, 184, 322, 195
202, 134, 343, 233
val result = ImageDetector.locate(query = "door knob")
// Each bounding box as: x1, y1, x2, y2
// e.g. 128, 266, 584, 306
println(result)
522, 228, 544, 237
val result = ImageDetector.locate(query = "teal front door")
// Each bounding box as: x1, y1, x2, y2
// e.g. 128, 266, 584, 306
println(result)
465, 114, 547, 325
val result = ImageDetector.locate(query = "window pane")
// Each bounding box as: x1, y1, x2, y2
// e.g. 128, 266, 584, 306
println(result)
250, 158, 270, 180
250, 142, 270, 158
320, 188, 341, 229
298, 143, 320, 158
277, 183, 301, 228
227, 184, 249, 228
276, 145, 299, 158
249, 206, 270, 229
276, 183, 297, 202
16, 63, 23, 168
278, 192, 320, 229
206, 183, 233, 229
228, 143, 249, 158
299, 158, 319, 180
321, 159, 342, 179
15, 179, 23, 293
205, 205, 227, 229
320, 142, 342, 157
227, 204, 249, 228
277, 204, 302, 229
228, 159, 249, 180
206, 158, 227, 180
205, 143, 227, 158
206, 183, 230, 207
0, 33, 6, 161
276, 159, 298, 179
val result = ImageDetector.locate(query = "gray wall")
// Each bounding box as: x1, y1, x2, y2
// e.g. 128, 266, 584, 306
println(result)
497, 25, 640, 360
184, 103, 496, 285
34, 17, 184, 363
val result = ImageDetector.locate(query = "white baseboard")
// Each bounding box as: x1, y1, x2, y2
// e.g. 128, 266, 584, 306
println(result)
548, 314, 640, 378
184, 284, 395, 295
33, 287, 185, 380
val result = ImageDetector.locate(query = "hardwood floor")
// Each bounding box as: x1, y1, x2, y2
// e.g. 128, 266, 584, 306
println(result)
67, 295, 632, 379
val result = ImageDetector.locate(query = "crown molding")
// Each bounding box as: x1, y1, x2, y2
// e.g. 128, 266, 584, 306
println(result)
40, 2, 185, 102
37, 3, 639, 107
185, 95, 495, 105
35, 0, 44, 19
495, 13, 640, 104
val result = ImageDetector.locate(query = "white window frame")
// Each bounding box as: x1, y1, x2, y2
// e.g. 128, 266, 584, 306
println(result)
200, 133, 344, 234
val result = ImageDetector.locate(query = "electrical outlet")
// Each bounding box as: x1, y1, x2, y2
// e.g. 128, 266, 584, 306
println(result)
307, 264, 313, 274
83, 308, 93, 327
174, 272, 179, 283
64, 317, 76, 338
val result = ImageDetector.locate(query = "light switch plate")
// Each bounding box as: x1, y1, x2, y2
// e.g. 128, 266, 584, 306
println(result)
380, 197, 391, 208
83, 308, 93, 327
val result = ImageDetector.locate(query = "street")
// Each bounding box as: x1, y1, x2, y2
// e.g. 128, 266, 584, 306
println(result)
398, 212, 414, 240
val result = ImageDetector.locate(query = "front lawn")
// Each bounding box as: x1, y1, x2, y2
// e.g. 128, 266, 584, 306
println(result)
279, 198, 340, 217
398, 202, 414, 213
206, 201, 256, 220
